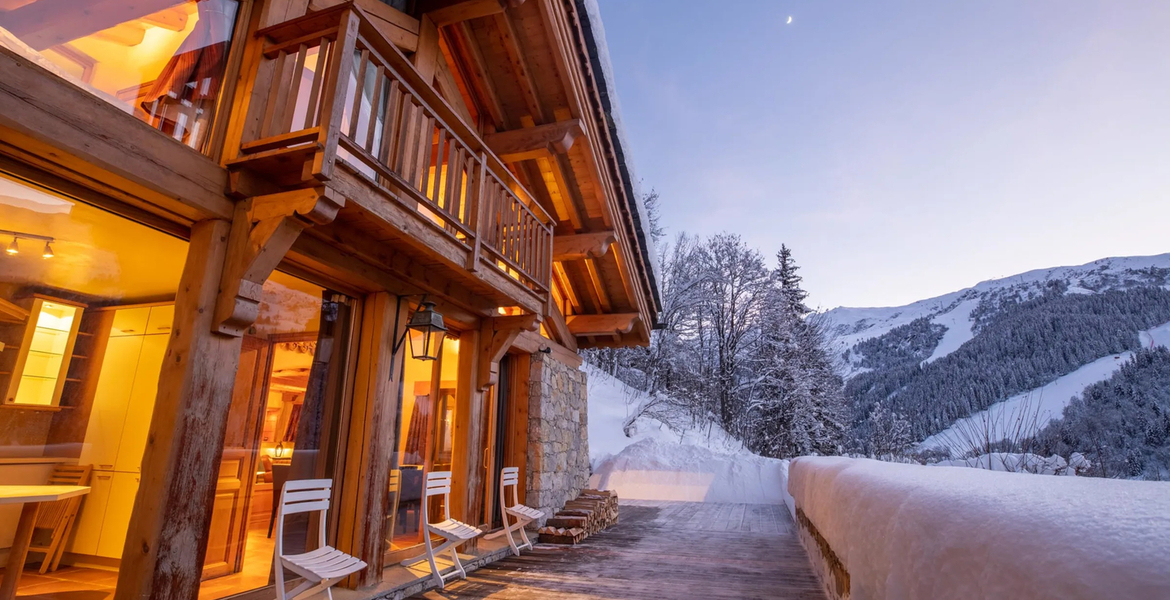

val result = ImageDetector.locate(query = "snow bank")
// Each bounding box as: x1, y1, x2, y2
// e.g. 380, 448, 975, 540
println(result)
789, 457, 1170, 600
590, 438, 789, 504
585, 365, 789, 504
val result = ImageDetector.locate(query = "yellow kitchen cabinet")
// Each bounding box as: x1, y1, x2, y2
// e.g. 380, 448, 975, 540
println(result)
79, 335, 143, 470
115, 333, 167, 472
109, 307, 150, 337
96, 471, 140, 558
68, 469, 113, 556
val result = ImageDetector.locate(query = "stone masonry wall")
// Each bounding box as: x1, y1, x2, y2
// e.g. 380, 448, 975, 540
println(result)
525, 351, 589, 525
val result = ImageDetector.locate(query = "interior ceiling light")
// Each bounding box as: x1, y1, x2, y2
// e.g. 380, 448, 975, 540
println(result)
0, 230, 56, 258
42, 241, 53, 259
5, 238, 16, 255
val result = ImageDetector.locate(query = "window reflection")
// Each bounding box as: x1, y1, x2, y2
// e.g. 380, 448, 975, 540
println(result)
0, 0, 240, 153
386, 334, 459, 559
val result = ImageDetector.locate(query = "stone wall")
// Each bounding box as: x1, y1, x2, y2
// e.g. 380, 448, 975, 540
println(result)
525, 351, 589, 525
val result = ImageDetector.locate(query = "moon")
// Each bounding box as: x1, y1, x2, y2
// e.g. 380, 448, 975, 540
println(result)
786, 16, 793, 24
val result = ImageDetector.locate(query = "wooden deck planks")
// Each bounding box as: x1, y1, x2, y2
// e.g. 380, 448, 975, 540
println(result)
412, 501, 826, 600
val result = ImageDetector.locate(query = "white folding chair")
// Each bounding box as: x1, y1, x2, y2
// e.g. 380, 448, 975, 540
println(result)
400, 471, 482, 589
484, 466, 544, 556
274, 479, 367, 600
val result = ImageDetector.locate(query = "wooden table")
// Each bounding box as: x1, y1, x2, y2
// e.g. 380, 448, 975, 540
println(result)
0, 485, 91, 600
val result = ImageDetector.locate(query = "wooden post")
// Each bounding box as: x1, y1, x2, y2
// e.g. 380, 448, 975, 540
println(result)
336, 292, 410, 587
114, 219, 246, 600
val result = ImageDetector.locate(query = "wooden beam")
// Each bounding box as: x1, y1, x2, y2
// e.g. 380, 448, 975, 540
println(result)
310, 0, 421, 50
567, 313, 638, 337
477, 314, 538, 390
419, 0, 524, 27
543, 300, 576, 352
485, 119, 583, 163
492, 10, 544, 124
0, 0, 186, 50
553, 231, 614, 262
214, 187, 345, 336
512, 329, 581, 368
412, 15, 442, 83
114, 220, 246, 600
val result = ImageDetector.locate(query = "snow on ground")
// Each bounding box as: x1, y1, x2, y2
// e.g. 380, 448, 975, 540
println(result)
921, 298, 979, 365
919, 320, 1170, 454
584, 364, 789, 504
789, 456, 1170, 600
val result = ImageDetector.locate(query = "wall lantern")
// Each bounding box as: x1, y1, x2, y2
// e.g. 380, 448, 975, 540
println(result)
392, 298, 447, 362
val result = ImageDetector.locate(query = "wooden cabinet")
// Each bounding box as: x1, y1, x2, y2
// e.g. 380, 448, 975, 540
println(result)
80, 335, 143, 470
68, 304, 171, 560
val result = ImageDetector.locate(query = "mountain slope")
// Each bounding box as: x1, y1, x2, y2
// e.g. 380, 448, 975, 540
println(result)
826, 254, 1170, 453
826, 254, 1170, 376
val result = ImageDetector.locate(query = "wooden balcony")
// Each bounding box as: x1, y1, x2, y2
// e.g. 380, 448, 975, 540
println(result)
227, 2, 552, 311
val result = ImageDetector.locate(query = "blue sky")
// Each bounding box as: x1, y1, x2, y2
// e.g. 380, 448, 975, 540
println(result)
595, 1, 1170, 309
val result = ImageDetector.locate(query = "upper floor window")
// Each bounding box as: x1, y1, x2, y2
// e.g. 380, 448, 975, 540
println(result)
0, 0, 240, 154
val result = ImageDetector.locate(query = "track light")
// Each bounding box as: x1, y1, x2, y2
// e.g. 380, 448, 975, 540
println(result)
5, 238, 16, 255
42, 241, 53, 259
0, 231, 56, 258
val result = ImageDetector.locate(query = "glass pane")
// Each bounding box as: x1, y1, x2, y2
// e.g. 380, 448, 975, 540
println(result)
0, 0, 241, 153
0, 171, 187, 590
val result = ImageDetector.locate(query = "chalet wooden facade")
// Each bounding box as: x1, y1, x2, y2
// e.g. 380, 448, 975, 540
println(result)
0, 0, 659, 598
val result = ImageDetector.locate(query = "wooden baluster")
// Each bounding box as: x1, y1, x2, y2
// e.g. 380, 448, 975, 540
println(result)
466, 155, 486, 271
347, 48, 370, 141
393, 96, 416, 175
413, 116, 434, 192
304, 37, 331, 130
377, 81, 401, 166
450, 148, 466, 225
443, 144, 460, 219
431, 128, 447, 207
260, 50, 288, 137
364, 66, 386, 153
279, 43, 308, 135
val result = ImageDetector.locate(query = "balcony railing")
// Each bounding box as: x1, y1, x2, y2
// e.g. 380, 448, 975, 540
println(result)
231, 2, 552, 295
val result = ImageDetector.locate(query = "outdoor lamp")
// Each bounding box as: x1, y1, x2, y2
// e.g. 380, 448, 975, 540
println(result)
406, 300, 447, 361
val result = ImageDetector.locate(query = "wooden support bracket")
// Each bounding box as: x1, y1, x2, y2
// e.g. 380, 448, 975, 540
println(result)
477, 314, 539, 391
486, 119, 584, 163
214, 187, 345, 336
553, 231, 615, 262
566, 313, 638, 338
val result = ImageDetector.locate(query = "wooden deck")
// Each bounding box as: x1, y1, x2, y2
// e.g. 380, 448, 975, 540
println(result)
413, 501, 827, 600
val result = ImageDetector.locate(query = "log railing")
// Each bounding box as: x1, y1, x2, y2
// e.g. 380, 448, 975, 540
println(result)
233, 3, 552, 294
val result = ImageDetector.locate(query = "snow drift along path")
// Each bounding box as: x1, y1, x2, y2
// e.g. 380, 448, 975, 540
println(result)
584, 365, 791, 505
789, 457, 1170, 600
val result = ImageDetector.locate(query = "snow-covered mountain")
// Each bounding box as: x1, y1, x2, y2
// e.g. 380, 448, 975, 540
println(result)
825, 253, 1170, 453
825, 254, 1170, 377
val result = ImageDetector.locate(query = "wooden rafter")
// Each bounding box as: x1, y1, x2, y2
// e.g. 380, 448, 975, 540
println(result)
584, 257, 611, 313
553, 231, 614, 262
566, 313, 638, 337
485, 119, 582, 162
214, 187, 345, 336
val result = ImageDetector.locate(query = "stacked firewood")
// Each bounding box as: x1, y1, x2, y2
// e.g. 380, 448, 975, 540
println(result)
537, 489, 619, 544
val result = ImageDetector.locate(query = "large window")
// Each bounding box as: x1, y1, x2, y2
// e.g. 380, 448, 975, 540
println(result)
385, 331, 461, 560
0, 171, 187, 589
200, 271, 356, 600
0, 0, 242, 153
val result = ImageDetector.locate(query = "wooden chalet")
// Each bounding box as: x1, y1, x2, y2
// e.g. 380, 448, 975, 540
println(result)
0, 0, 660, 598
